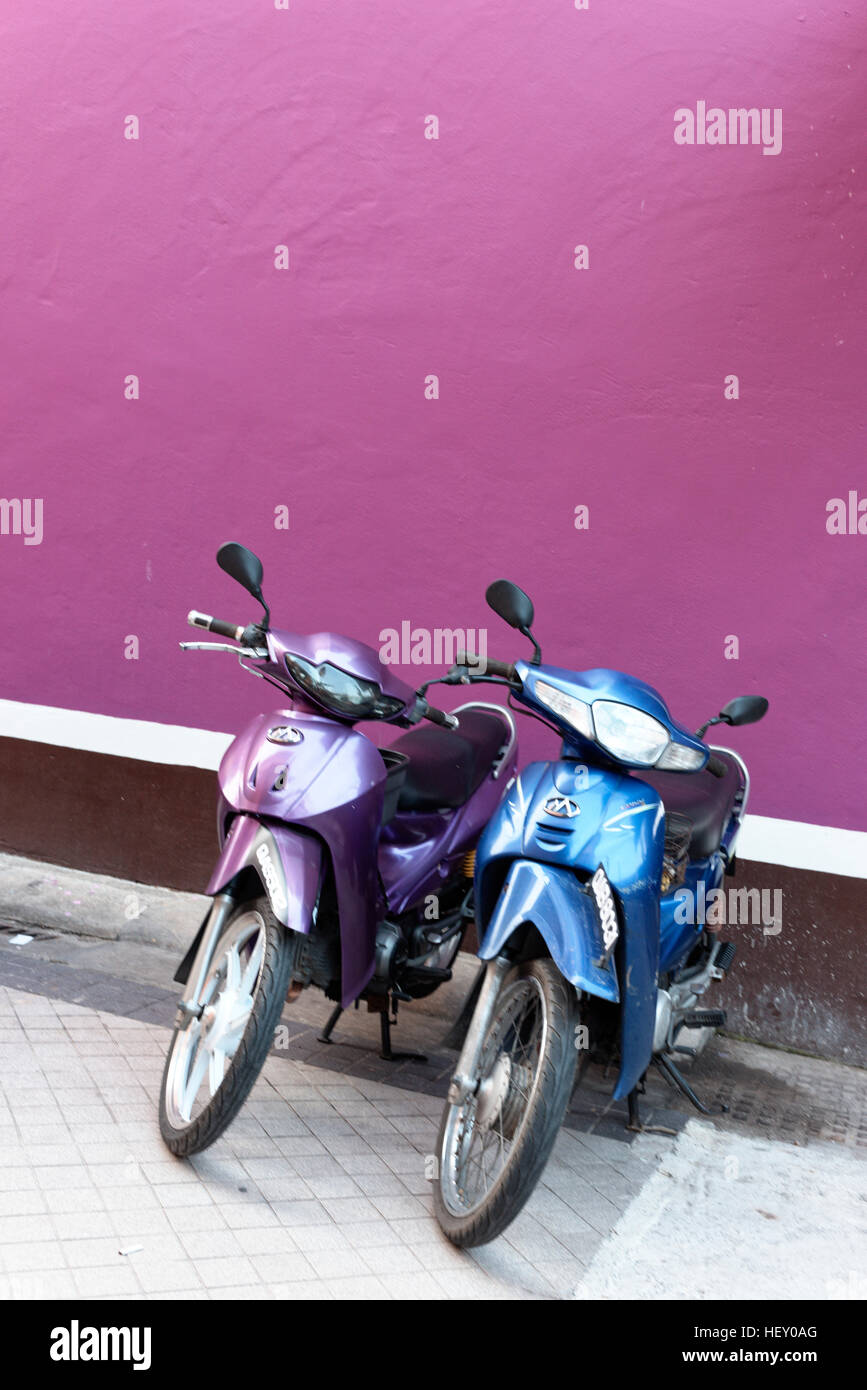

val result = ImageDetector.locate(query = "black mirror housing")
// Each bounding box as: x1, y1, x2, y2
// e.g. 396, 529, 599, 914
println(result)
485, 579, 535, 632
721, 695, 769, 727
217, 542, 265, 599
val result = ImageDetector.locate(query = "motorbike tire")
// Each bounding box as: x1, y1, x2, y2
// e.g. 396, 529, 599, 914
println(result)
159, 895, 294, 1157
434, 958, 580, 1248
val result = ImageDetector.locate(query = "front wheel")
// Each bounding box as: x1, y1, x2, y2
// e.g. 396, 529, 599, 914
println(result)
434, 958, 580, 1247
159, 896, 294, 1157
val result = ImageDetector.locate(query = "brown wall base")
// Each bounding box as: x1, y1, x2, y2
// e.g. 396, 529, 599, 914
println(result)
1, 736, 863, 1065
0, 737, 217, 892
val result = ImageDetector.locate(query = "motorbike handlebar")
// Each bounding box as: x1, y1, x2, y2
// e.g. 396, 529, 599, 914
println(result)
705, 755, 728, 779
188, 610, 244, 642
417, 699, 459, 730
454, 651, 518, 683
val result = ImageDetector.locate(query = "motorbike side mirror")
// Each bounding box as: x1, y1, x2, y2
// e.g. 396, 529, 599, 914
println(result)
485, 579, 534, 631
696, 695, 768, 739
216, 542, 269, 626
217, 542, 264, 597
485, 579, 541, 666
721, 695, 769, 727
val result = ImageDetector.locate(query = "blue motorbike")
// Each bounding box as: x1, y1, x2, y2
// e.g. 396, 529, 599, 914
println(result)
431, 580, 768, 1246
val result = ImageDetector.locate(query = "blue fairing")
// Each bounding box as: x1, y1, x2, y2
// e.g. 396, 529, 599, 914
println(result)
658, 852, 725, 974
481, 860, 620, 1003
475, 759, 666, 1100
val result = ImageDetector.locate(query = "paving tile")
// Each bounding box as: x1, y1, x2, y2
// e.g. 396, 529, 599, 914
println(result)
234, 1226, 300, 1257
249, 1252, 317, 1283
304, 1248, 371, 1280
192, 1256, 258, 1289
2, 1241, 66, 1274
179, 1229, 246, 1260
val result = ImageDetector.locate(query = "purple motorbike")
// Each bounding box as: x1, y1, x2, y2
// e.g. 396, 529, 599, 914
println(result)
159, 543, 517, 1155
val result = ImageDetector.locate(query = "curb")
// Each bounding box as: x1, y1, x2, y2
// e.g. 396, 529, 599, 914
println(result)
0, 851, 207, 954
0, 851, 480, 1022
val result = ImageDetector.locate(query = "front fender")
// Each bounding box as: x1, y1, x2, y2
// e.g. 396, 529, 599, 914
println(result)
478, 860, 619, 1003
176, 817, 324, 993
206, 816, 322, 932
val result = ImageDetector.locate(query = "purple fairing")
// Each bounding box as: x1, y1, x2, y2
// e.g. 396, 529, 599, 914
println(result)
377, 762, 516, 915
204, 630, 517, 1007
209, 707, 389, 1004
265, 627, 418, 709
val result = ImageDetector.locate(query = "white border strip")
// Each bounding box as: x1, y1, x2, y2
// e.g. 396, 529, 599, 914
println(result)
1, 699, 865, 879
0, 699, 232, 772
736, 815, 866, 881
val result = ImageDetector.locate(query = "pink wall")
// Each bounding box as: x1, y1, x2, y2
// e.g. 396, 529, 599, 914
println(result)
1, 1, 865, 831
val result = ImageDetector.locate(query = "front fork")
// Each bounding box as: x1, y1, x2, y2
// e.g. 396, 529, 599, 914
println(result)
447, 955, 511, 1106
174, 892, 235, 1030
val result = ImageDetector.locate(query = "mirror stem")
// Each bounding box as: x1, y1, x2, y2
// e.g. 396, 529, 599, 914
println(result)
522, 626, 542, 666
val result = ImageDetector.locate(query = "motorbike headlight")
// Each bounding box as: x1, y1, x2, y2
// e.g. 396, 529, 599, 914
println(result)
285, 654, 404, 720
534, 680, 594, 740
592, 700, 670, 766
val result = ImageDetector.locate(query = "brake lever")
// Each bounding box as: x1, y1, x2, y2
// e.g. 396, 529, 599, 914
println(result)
179, 642, 269, 657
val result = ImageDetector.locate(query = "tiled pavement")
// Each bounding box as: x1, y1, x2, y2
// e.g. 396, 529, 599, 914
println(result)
0, 932, 864, 1301
0, 982, 664, 1301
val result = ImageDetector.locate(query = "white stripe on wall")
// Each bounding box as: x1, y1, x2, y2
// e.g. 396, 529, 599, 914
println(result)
0, 698, 233, 772
1, 698, 864, 879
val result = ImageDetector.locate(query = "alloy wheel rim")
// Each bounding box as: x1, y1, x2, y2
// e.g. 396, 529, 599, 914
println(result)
164, 912, 266, 1129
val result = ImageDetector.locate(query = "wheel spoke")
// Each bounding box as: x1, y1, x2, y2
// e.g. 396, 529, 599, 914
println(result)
441, 974, 550, 1217
240, 935, 265, 995
179, 1039, 210, 1123
208, 1046, 227, 1096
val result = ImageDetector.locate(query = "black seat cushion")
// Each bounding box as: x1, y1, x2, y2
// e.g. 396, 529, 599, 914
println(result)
390, 709, 509, 813
637, 751, 743, 859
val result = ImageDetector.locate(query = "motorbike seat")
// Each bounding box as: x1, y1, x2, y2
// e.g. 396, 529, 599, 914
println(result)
638, 750, 743, 860
389, 708, 511, 813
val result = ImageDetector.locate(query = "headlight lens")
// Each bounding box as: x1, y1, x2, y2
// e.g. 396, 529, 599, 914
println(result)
285, 654, 404, 720
534, 680, 594, 739
592, 700, 670, 766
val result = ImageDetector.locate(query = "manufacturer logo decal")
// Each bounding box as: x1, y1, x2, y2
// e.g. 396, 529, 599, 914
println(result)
267, 726, 303, 745
542, 795, 580, 819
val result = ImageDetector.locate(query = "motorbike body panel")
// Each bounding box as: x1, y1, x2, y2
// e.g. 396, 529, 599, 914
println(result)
475, 758, 665, 1100
657, 853, 725, 974
377, 740, 518, 916
264, 627, 419, 709
209, 703, 515, 1007
480, 859, 620, 1002
212, 709, 387, 1005
206, 817, 323, 936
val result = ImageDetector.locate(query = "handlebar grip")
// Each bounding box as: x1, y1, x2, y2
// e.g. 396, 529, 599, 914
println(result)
424, 704, 459, 729
706, 755, 728, 779
187, 611, 243, 641
455, 652, 518, 682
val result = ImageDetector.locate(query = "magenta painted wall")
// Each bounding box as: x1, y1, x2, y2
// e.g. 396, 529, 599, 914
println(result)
1, 1, 864, 831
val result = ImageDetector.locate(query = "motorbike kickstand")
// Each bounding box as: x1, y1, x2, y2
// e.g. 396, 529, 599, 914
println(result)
654, 1053, 729, 1116
626, 1081, 644, 1132
319, 1004, 343, 1044
626, 1076, 679, 1137
380, 998, 427, 1064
